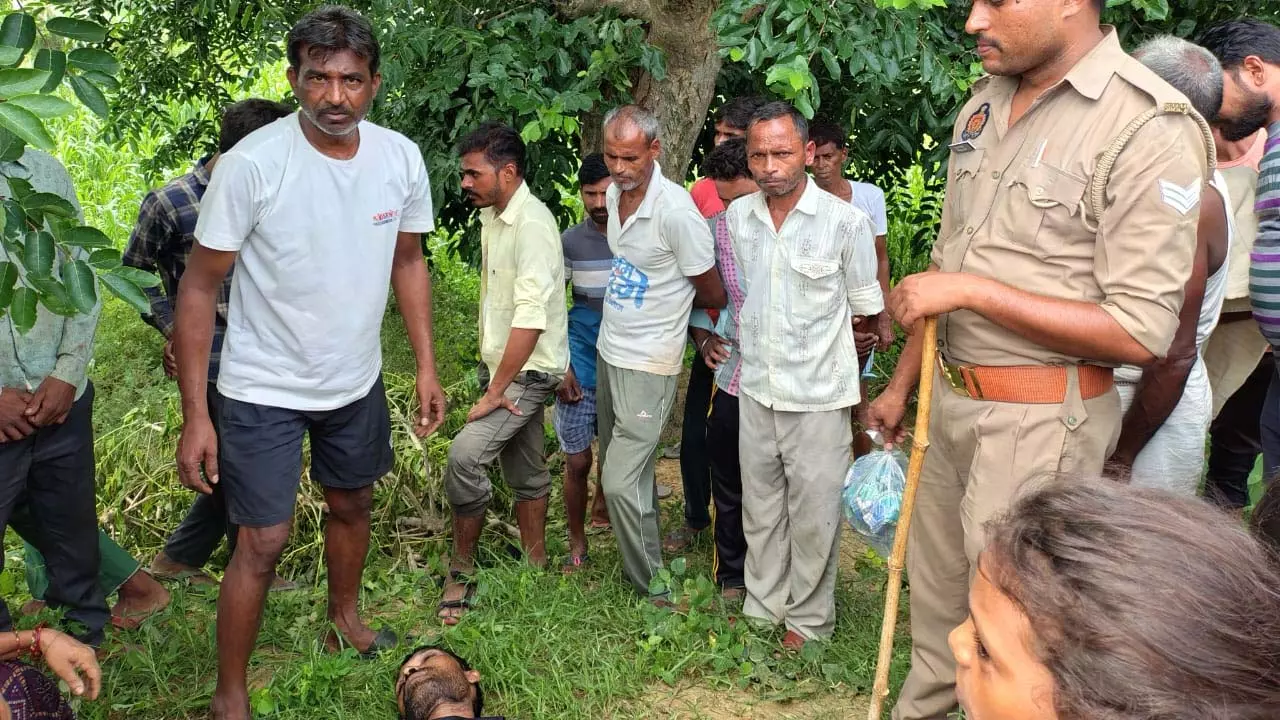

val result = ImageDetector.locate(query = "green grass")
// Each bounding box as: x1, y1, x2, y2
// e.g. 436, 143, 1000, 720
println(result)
4, 105, 915, 718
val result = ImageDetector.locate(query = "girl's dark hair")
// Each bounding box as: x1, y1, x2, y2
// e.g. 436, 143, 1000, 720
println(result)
983, 480, 1280, 720
287, 5, 380, 75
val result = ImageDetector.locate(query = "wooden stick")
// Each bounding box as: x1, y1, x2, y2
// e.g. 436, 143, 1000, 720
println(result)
867, 316, 938, 720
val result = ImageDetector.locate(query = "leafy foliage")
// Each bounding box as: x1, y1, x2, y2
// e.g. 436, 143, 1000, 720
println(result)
0, 7, 158, 329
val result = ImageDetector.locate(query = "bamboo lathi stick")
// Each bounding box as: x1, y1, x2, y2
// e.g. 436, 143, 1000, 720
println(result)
867, 316, 938, 720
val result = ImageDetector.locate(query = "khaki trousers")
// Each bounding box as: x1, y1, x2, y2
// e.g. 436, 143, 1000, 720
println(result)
444, 372, 560, 517
597, 357, 679, 595
738, 394, 852, 641
892, 365, 1121, 720
1203, 320, 1269, 419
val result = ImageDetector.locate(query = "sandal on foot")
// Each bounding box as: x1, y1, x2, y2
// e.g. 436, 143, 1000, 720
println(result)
328, 627, 400, 660
437, 572, 476, 626
561, 553, 590, 574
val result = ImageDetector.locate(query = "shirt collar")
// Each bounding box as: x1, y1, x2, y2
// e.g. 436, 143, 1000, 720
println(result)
481, 180, 532, 227
748, 175, 820, 226
608, 162, 664, 216
1061, 26, 1124, 101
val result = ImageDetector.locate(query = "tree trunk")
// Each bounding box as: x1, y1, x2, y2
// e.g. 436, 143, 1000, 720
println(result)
558, 0, 722, 183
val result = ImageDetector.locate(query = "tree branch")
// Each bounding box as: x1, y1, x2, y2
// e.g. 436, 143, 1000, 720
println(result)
554, 0, 654, 21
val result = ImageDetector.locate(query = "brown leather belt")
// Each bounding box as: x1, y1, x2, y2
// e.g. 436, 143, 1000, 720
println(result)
939, 358, 1114, 403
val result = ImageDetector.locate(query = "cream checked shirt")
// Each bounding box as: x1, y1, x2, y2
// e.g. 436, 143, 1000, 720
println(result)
727, 178, 884, 412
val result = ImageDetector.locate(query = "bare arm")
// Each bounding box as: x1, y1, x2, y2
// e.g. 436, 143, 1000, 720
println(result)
175, 245, 237, 420
391, 231, 439, 377
690, 267, 727, 309
486, 328, 542, 399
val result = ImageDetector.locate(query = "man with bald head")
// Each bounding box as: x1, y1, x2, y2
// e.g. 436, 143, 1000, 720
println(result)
596, 105, 725, 598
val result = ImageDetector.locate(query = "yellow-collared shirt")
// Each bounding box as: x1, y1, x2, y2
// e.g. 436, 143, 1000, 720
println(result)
478, 181, 569, 378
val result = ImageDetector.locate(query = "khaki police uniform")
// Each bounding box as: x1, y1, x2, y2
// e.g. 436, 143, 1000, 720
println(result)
1203, 159, 1268, 416
893, 29, 1208, 720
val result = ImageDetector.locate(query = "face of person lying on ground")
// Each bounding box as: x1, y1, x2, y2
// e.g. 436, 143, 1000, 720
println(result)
949, 554, 1058, 720
397, 647, 482, 720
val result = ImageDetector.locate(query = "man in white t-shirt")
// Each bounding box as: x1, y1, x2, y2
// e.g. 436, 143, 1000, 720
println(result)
173, 8, 446, 719
597, 105, 726, 598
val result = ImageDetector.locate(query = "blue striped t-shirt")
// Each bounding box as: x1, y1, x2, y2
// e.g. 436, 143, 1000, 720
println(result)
562, 220, 613, 388
1251, 122, 1280, 348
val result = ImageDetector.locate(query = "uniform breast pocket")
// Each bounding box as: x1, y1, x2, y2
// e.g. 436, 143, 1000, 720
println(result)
1004, 163, 1088, 252
788, 256, 842, 318
948, 149, 985, 223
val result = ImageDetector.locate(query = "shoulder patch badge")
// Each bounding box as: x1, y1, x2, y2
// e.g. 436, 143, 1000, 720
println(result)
1158, 178, 1201, 216
961, 103, 991, 142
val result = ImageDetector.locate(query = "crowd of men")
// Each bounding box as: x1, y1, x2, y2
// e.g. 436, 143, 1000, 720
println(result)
7, 0, 1280, 718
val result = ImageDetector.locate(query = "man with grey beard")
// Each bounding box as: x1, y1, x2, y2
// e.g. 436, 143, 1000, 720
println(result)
174, 6, 446, 718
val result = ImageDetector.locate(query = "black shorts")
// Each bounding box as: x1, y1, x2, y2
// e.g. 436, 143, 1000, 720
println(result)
217, 376, 393, 527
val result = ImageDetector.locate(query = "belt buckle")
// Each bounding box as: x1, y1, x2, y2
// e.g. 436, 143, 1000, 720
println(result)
939, 357, 970, 398
939, 357, 984, 400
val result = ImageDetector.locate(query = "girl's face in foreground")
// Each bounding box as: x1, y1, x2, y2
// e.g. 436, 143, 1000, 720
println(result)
948, 554, 1059, 720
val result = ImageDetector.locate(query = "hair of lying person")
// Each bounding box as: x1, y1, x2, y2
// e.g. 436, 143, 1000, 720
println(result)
398, 645, 484, 719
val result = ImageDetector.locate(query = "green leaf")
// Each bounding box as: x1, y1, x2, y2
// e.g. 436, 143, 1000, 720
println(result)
0, 260, 15, 309
22, 192, 76, 218
0, 102, 53, 151
3, 198, 25, 238
87, 248, 120, 269
796, 91, 814, 119
22, 230, 53, 276
0, 47, 22, 68
819, 47, 841, 81
67, 48, 119, 76
62, 259, 96, 314
101, 272, 151, 314
0, 13, 35, 59
111, 265, 161, 288
68, 74, 108, 118
62, 226, 112, 249
46, 17, 108, 44
33, 50, 66, 93
6, 95, 74, 119
81, 70, 118, 92
28, 274, 75, 316
9, 286, 35, 333
0, 126, 23, 162
5, 177, 32, 202
520, 119, 542, 143
0, 68, 52, 97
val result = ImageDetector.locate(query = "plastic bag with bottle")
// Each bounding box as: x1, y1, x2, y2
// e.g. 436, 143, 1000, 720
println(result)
842, 429, 907, 557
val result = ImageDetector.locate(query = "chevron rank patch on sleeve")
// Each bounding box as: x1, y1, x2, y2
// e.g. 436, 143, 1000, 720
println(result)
1158, 178, 1201, 216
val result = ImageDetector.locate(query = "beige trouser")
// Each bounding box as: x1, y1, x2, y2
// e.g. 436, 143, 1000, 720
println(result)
892, 365, 1121, 720
597, 357, 679, 595
1203, 319, 1269, 419
444, 371, 560, 517
738, 394, 852, 641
